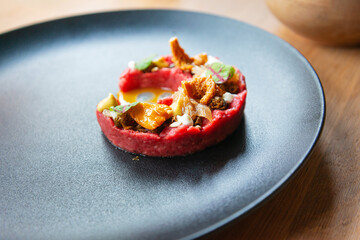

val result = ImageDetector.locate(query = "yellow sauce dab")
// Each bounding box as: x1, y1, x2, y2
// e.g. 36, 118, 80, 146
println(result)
118, 88, 173, 104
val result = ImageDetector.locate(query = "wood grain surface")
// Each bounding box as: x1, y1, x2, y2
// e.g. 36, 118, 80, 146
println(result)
1, 0, 359, 239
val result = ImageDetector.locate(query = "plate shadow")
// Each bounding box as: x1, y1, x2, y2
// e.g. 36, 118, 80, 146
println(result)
102, 117, 247, 182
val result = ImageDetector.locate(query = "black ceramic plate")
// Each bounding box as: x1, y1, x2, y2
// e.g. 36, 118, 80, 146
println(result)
0, 10, 325, 240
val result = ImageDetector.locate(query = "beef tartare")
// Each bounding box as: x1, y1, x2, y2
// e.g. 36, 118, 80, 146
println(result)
96, 37, 247, 157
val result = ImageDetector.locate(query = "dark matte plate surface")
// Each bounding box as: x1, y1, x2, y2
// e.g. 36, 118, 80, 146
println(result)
0, 10, 325, 240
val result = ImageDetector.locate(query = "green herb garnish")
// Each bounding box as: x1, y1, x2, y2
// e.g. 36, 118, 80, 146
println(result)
206, 62, 235, 84
110, 102, 139, 114
135, 55, 156, 71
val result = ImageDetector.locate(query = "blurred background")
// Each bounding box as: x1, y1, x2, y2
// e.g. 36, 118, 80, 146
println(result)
1, 0, 359, 45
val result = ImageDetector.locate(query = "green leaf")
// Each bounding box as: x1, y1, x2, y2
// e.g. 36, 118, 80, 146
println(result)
135, 54, 156, 71
110, 102, 139, 114
205, 62, 235, 84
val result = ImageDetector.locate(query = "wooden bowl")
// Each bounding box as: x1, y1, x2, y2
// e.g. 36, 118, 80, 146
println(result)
266, 0, 360, 45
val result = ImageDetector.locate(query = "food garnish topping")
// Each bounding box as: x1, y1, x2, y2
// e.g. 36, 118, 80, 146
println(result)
97, 37, 241, 133
205, 62, 235, 84
169, 37, 194, 71
97, 93, 118, 112
127, 103, 173, 130
134, 54, 156, 71
110, 102, 140, 114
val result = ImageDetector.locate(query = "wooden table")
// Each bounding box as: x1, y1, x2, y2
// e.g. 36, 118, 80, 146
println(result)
1, 0, 359, 239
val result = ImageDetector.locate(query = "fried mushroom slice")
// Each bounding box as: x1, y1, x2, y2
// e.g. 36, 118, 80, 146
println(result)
182, 75, 225, 105
128, 103, 173, 130
192, 53, 208, 66
169, 37, 194, 71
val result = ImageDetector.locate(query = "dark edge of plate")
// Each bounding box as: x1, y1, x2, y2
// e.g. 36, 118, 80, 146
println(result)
0, 9, 326, 240
180, 11, 326, 238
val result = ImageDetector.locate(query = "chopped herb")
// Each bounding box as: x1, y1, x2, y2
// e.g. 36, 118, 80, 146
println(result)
206, 62, 235, 84
110, 102, 139, 114
135, 54, 156, 71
